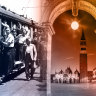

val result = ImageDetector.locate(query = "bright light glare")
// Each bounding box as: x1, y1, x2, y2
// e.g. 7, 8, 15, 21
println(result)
71, 21, 79, 30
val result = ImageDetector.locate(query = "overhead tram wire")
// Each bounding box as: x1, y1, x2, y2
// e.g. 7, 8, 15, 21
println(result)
23, 0, 31, 15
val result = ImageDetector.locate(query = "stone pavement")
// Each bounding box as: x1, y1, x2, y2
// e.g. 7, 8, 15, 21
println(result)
51, 83, 96, 96
0, 67, 47, 96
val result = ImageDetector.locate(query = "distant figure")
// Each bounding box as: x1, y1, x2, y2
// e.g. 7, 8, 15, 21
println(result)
25, 39, 37, 80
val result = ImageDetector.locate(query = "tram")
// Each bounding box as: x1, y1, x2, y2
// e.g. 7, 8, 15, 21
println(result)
0, 6, 40, 80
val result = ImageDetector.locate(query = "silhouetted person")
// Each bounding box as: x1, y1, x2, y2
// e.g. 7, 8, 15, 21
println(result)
0, 27, 15, 79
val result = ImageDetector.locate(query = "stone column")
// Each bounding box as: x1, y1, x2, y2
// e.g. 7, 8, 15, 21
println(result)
47, 30, 52, 96
42, 22, 54, 96
39, 27, 47, 81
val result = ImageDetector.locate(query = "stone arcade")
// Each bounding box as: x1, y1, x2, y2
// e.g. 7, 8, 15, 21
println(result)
39, 0, 96, 95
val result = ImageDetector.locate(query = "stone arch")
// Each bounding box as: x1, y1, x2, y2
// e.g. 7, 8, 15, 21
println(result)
49, 0, 96, 26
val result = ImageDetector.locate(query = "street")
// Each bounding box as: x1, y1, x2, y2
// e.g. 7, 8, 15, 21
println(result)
51, 83, 96, 96
0, 67, 46, 96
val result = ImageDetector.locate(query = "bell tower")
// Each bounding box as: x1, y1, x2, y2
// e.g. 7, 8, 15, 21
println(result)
80, 30, 88, 82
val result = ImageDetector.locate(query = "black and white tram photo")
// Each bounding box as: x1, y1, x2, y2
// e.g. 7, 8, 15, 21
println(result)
0, 1, 47, 96
1, 0, 96, 96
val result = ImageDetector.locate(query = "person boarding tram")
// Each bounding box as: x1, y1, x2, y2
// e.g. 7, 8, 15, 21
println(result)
18, 26, 30, 61
0, 26, 15, 79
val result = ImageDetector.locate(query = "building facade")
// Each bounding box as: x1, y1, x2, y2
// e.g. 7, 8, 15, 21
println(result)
52, 68, 80, 83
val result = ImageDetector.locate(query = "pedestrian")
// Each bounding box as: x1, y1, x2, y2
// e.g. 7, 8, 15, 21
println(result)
25, 39, 37, 80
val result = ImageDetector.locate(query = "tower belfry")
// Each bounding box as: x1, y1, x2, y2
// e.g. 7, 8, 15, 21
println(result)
80, 30, 88, 82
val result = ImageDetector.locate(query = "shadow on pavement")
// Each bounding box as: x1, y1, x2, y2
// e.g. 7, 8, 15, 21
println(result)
13, 78, 28, 81
3, 68, 25, 83
36, 83, 47, 91
13, 76, 41, 82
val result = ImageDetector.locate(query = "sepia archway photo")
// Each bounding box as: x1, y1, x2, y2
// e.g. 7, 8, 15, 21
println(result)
41, 0, 96, 96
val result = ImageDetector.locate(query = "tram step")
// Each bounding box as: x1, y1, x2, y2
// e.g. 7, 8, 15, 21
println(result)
14, 61, 24, 69
13, 65, 25, 72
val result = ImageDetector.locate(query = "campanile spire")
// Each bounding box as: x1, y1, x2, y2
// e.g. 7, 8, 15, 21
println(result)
80, 29, 88, 82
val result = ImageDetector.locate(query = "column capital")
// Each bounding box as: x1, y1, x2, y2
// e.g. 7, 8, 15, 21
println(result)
41, 22, 55, 36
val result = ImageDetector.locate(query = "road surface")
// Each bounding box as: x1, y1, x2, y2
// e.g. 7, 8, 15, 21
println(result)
0, 67, 46, 96
51, 83, 96, 96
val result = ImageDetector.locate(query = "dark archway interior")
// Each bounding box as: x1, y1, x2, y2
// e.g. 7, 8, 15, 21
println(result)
51, 10, 96, 74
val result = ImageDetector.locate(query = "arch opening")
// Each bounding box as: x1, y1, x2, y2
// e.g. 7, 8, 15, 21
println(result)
52, 9, 96, 74
48, 0, 96, 31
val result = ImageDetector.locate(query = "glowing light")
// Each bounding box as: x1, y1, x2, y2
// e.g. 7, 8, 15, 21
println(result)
94, 29, 96, 34
71, 21, 79, 30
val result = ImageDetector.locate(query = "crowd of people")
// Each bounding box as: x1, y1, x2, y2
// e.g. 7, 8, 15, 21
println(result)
0, 20, 37, 81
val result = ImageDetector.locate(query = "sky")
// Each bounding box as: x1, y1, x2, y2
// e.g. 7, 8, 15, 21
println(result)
51, 10, 96, 74
0, 0, 42, 22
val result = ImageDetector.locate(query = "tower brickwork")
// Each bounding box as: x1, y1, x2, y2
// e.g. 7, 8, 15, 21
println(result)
80, 30, 88, 82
